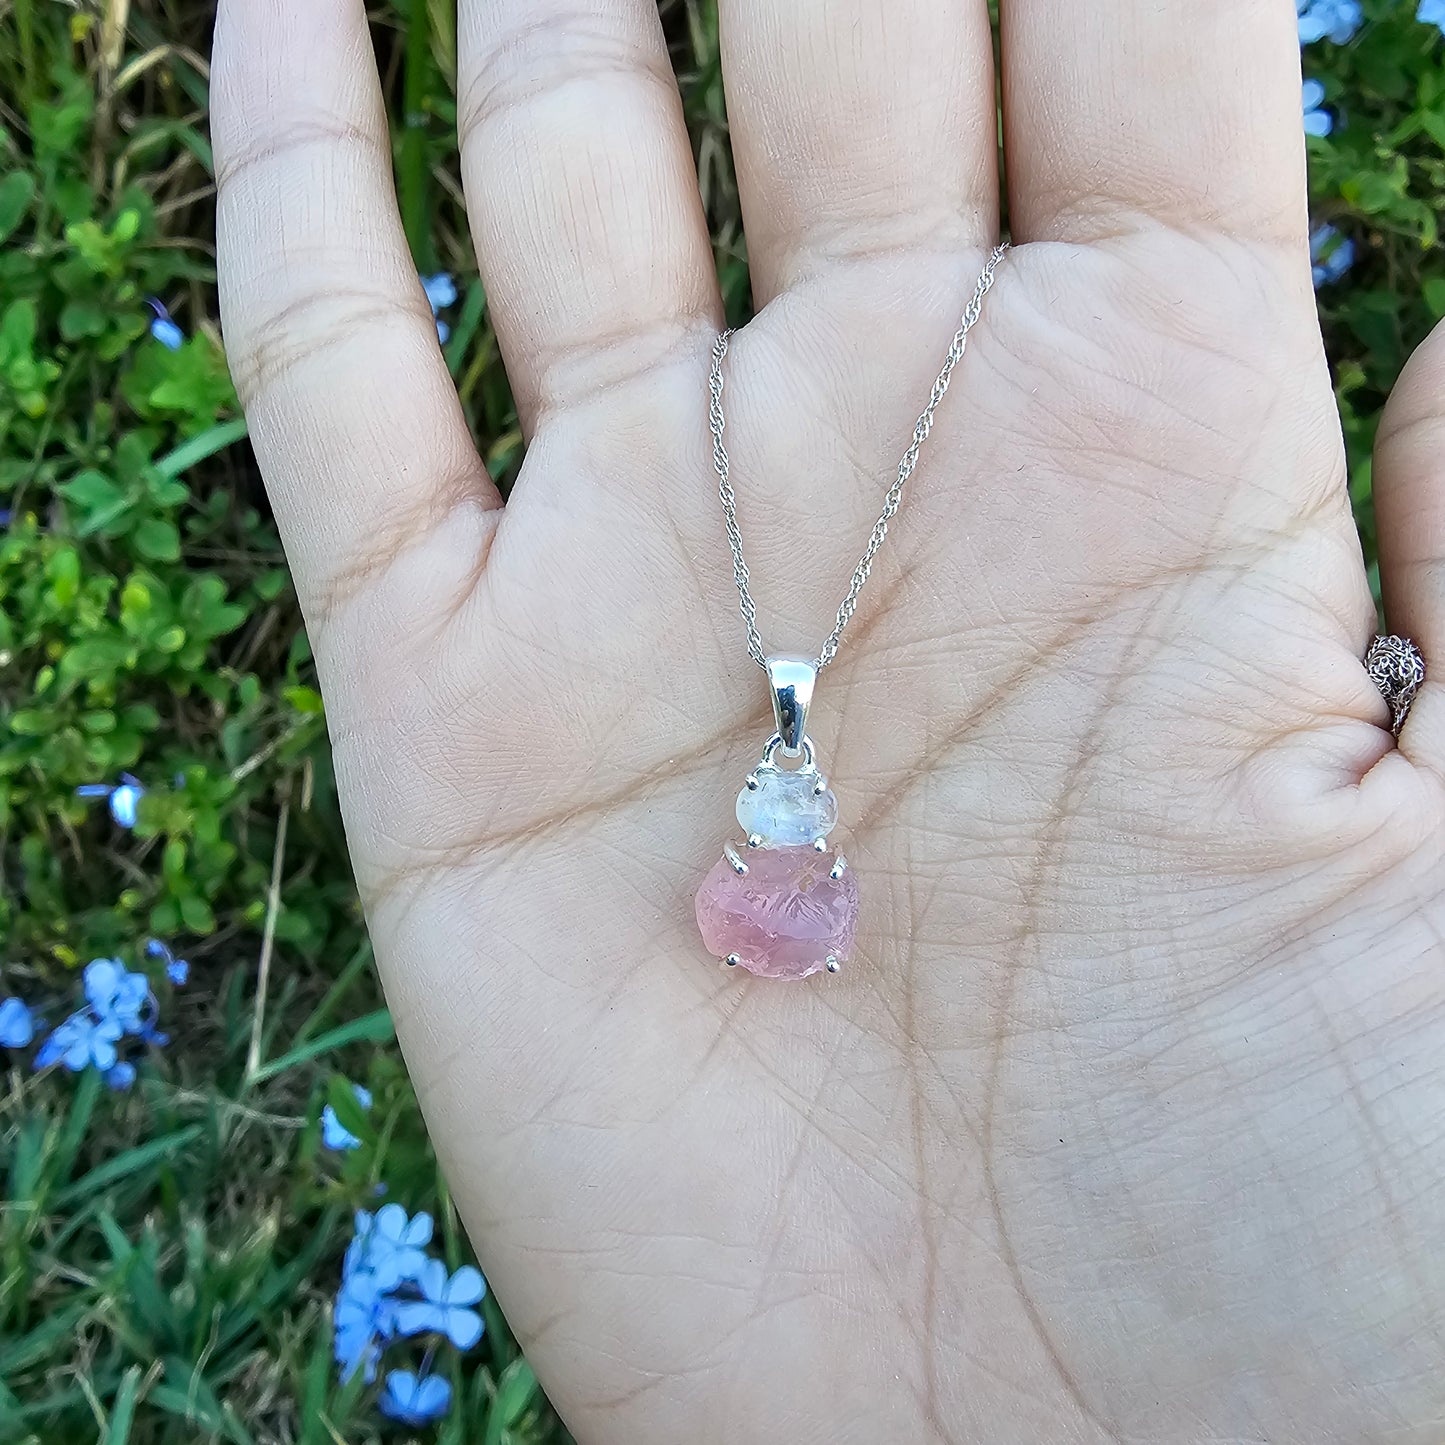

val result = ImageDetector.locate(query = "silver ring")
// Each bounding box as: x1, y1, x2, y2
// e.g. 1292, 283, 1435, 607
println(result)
759, 733, 817, 772
1366, 634, 1425, 736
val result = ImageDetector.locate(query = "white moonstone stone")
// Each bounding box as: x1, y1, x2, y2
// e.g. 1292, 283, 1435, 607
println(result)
736, 768, 838, 847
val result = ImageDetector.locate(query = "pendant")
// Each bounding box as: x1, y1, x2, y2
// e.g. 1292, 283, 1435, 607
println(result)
695, 658, 859, 979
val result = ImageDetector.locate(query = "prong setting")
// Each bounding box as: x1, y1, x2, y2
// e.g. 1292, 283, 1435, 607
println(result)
723, 841, 748, 876
813, 775, 829, 797
725, 953, 742, 968
812, 836, 828, 853
745, 773, 761, 792
829, 853, 847, 880
825, 955, 841, 974
747, 832, 765, 850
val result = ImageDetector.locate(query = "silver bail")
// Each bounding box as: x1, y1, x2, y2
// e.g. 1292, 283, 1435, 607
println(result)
767, 655, 816, 758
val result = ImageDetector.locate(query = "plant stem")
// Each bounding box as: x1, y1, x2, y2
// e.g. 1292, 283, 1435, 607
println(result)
245, 796, 290, 1082
398, 0, 433, 270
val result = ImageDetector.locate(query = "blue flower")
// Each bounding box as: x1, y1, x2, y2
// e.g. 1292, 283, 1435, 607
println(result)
35, 1011, 123, 1073
321, 1084, 373, 1151
1310, 224, 1356, 289
358, 1204, 434, 1288
84, 958, 154, 1035
1421, 0, 1445, 34
393, 1259, 487, 1350
334, 1266, 397, 1383
0, 998, 35, 1048
421, 273, 457, 311
421, 273, 456, 345
379, 1369, 453, 1426
145, 298, 184, 350
146, 938, 189, 985
104, 1061, 137, 1091
1303, 79, 1334, 137
1298, 0, 1362, 44
76, 774, 145, 829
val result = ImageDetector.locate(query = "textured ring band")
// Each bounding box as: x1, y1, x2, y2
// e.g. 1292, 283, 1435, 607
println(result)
1366, 634, 1426, 735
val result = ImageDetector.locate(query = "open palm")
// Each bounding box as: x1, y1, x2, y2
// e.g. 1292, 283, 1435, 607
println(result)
213, 2, 1445, 1440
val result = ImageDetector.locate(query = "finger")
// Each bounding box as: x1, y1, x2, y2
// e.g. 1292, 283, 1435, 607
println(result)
1374, 318, 1445, 755
457, 1, 718, 430
718, 0, 998, 305
1001, 0, 1307, 245
213, 0, 498, 628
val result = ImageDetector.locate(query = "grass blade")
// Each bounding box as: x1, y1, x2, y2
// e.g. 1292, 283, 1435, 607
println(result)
100, 1366, 143, 1445
245, 1011, 394, 1087
54, 1126, 204, 1209
154, 418, 249, 479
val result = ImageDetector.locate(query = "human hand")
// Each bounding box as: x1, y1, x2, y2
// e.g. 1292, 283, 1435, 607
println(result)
212, 2, 1445, 1440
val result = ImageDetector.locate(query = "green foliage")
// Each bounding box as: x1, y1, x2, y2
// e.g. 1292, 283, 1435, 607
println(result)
0, 0, 1439, 1441
0, 3, 562, 1440
1305, 1, 1445, 579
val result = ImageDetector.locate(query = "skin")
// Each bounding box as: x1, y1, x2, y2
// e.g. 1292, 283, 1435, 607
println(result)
211, 2, 1445, 1441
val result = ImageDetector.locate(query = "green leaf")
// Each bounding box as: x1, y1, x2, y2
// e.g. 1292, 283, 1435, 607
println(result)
53, 1069, 103, 1187
151, 1361, 255, 1445
8, 711, 53, 736
1425, 277, 1445, 322
59, 298, 109, 341
296, 1322, 333, 1445
133, 517, 181, 562
325, 1076, 371, 1141
101, 1367, 143, 1445
154, 417, 249, 479
55, 1126, 205, 1209
0, 299, 38, 361
178, 894, 216, 934
58, 636, 133, 691
246, 1010, 395, 1086
485, 1359, 540, 1445
58, 469, 133, 535
0, 172, 36, 244
0, 1300, 95, 1375
283, 686, 325, 716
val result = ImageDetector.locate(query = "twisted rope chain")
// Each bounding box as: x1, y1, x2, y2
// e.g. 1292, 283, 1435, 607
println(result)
707, 243, 1009, 671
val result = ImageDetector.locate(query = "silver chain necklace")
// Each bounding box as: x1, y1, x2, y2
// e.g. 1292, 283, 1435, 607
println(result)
694, 244, 1010, 981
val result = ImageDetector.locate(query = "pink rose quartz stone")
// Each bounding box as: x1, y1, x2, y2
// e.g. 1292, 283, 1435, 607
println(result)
696, 846, 859, 980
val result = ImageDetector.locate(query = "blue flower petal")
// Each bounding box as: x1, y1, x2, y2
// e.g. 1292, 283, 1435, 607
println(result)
391, 1298, 445, 1339
380, 1369, 453, 1425
444, 1264, 486, 1307
420, 273, 458, 311
109, 784, 143, 829
35, 1011, 124, 1074
104, 1061, 137, 1091
150, 317, 185, 350
1297, 0, 1363, 45
321, 1105, 363, 1151
0, 998, 35, 1049
442, 1307, 484, 1351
